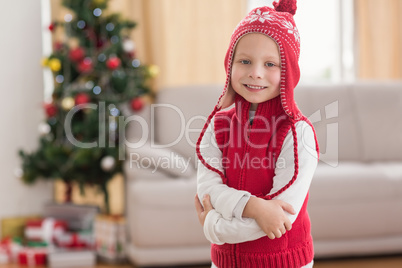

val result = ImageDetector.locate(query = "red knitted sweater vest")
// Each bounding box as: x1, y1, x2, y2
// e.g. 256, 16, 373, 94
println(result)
212, 95, 314, 268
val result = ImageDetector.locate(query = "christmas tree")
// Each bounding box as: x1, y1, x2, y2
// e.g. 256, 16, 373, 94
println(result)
19, 0, 157, 214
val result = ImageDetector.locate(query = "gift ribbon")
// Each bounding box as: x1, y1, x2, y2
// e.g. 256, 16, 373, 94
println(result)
26, 249, 35, 267
56, 232, 93, 249
22, 248, 47, 267
42, 218, 55, 243
67, 233, 87, 248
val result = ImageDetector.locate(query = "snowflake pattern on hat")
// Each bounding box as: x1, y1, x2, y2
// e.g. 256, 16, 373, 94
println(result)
282, 20, 300, 44
246, 8, 275, 23
235, 8, 300, 48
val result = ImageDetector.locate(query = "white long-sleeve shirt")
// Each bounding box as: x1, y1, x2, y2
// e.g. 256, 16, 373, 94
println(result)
197, 116, 317, 268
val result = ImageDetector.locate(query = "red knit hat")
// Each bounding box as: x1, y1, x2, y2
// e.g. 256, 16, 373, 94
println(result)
219, 0, 301, 119
196, 0, 302, 175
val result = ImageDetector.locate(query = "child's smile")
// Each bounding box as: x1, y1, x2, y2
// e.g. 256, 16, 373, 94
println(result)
243, 84, 268, 92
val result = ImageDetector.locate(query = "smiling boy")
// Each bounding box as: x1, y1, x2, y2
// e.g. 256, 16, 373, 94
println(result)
195, 1, 320, 267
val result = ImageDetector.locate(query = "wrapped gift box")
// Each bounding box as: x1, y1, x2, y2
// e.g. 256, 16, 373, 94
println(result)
18, 247, 48, 266
0, 237, 23, 263
1, 215, 41, 239
55, 231, 94, 249
94, 215, 126, 262
48, 249, 96, 268
25, 218, 67, 243
44, 203, 99, 231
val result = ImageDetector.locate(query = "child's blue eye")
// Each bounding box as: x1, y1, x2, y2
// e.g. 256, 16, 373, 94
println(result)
240, 60, 250, 64
266, 62, 275, 67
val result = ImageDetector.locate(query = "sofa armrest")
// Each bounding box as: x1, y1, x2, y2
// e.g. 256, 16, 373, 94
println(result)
126, 143, 196, 179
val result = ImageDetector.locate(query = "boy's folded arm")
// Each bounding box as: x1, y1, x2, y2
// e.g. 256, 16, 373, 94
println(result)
197, 161, 251, 220
203, 209, 265, 245
197, 119, 251, 220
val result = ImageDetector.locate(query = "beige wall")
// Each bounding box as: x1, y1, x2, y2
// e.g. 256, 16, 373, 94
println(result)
0, 1, 53, 235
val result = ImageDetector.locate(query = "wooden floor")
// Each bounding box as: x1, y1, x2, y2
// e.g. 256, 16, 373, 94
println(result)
1, 255, 402, 268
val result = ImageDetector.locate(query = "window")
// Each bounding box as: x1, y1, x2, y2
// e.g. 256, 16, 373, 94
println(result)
248, 0, 355, 83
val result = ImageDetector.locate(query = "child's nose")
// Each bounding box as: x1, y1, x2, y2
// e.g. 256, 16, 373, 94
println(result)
249, 65, 263, 79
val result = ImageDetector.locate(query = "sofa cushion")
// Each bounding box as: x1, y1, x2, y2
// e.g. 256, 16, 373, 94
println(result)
154, 85, 222, 166
309, 162, 402, 240
295, 84, 362, 164
127, 176, 209, 248
352, 81, 402, 161
125, 143, 196, 179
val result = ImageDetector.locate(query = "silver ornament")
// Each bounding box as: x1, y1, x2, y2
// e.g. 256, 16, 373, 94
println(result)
14, 168, 23, 179
101, 156, 115, 171
123, 39, 135, 53
38, 123, 51, 135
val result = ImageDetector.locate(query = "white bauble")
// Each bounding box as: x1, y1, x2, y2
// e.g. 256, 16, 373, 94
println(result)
123, 39, 136, 53
38, 123, 51, 135
14, 168, 23, 179
101, 156, 115, 171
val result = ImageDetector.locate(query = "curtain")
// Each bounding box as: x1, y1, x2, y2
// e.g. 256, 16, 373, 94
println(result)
108, 0, 247, 89
356, 0, 402, 79
50, 0, 247, 90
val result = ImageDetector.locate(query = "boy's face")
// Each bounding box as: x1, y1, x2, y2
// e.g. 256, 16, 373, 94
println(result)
231, 33, 281, 110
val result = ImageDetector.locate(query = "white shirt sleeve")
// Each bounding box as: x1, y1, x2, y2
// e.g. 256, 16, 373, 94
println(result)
203, 121, 318, 245
197, 118, 251, 220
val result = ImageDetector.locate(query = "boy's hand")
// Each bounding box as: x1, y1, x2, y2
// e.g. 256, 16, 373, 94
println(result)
194, 194, 213, 226
244, 197, 295, 239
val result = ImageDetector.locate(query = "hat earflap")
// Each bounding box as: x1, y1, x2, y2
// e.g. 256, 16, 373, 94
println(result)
218, 85, 236, 109
273, 0, 297, 15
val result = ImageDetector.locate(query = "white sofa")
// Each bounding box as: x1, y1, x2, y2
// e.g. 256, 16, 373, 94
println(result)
124, 82, 402, 267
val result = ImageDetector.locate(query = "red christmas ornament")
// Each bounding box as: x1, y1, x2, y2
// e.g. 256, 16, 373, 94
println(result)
85, 28, 97, 42
75, 93, 91, 105
77, 58, 93, 73
54, 42, 64, 51
130, 97, 144, 111
106, 57, 121, 70
96, 38, 106, 48
48, 23, 55, 32
127, 51, 136, 59
44, 103, 57, 117
69, 47, 85, 62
